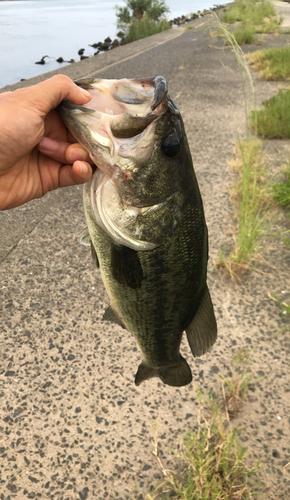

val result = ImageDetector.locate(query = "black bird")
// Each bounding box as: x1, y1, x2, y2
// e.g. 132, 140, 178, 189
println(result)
78, 48, 85, 55
35, 55, 49, 65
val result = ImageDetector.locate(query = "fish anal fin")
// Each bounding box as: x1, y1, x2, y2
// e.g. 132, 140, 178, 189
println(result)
135, 362, 159, 386
135, 356, 192, 387
79, 227, 91, 246
103, 305, 125, 328
186, 285, 217, 357
91, 243, 99, 268
111, 243, 143, 289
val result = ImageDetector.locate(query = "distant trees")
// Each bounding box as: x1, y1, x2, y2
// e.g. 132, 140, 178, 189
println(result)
115, 0, 170, 30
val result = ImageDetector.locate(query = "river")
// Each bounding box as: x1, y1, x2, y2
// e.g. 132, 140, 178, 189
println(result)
0, 0, 215, 88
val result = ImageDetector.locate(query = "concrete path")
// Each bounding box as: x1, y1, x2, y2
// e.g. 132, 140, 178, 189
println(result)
1, 12, 290, 500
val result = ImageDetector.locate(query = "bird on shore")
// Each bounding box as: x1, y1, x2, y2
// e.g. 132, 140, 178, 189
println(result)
35, 55, 49, 65
56, 57, 75, 63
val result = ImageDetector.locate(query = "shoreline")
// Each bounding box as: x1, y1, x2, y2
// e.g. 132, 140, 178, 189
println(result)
0, 2, 226, 90
0, 12, 213, 93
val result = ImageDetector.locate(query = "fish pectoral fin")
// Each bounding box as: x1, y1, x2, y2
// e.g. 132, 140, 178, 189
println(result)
111, 243, 143, 289
91, 243, 99, 268
102, 306, 125, 328
186, 285, 217, 357
79, 227, 91, 246
79, 228, 99, 268
135, 356, 192, 387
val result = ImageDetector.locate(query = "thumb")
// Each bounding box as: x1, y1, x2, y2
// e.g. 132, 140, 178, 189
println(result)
25, 74, 92, 115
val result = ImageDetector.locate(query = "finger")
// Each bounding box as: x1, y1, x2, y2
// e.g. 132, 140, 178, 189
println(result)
58, 161, 92, 188
24, 75, 92, 115
38, 137, 69, 163
38, 137, 91, 165
65, 143, 91, 164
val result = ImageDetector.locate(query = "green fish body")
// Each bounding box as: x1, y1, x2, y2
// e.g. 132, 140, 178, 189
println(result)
58, 76, 217, 387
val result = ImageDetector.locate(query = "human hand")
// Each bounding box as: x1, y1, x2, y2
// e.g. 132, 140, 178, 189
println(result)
0, 75, 93, 210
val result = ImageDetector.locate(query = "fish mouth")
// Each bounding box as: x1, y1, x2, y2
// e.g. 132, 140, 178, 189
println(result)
57, 76, 168, 178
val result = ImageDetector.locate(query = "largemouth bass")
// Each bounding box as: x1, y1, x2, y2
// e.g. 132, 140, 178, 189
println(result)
58, 76, 217, 387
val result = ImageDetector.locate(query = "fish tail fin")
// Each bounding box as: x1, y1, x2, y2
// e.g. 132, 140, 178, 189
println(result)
135, 355, 192, 387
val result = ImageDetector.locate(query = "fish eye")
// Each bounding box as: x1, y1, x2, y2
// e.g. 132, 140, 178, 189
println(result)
162, 134, 180, 158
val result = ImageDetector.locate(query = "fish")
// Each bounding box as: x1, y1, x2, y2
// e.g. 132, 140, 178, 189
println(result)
57, 76, 217, 387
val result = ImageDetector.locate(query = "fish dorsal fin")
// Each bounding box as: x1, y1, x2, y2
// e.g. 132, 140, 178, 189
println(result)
186, 285, 217, 357
103, 306, 125, 328
90, 243, 99, 268
79, 227, 91, 246
111, 243, 143, 289
135, 356, 192, 387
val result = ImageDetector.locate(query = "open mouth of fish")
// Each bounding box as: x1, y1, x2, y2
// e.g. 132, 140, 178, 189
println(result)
58, 76, 178, 250
58, 76, 168, 179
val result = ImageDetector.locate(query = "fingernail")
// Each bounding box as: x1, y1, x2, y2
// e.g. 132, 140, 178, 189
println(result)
78, 87, 92, 100
79, 161, 89, 174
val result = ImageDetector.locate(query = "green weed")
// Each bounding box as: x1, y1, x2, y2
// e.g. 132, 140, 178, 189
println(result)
269, 292, 290, 315
217, 139, 271, 280
272, 165, 290, 206
233, 24, 256, 44
246, 46, 290, 80
220, 371, 262, 419
147, 387, 260, 499
219, 0, 281, 46
125, 15, 171, 42
223, 0, 277, 26
251, 90, 290, 138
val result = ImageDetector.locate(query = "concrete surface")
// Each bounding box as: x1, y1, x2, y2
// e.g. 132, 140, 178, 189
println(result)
1, 8, 290, 500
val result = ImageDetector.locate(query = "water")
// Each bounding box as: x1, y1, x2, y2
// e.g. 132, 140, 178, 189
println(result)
0, 0, 214, 88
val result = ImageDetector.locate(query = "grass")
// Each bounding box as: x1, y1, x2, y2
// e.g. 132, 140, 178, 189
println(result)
220, 369, 261, 419
223, 0, 277, 25
269, 292, 290, 315
219, 0, 282, 45
217, 139, 271, 280
125, 15, 171, 42
147, 387, 260, 499
250, 90, 290, 138
233, 25, 256, 44
272, 164, 290, 206
211, 17, 274, 279
246, 46, 290, 80
220, 346, 262, 419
